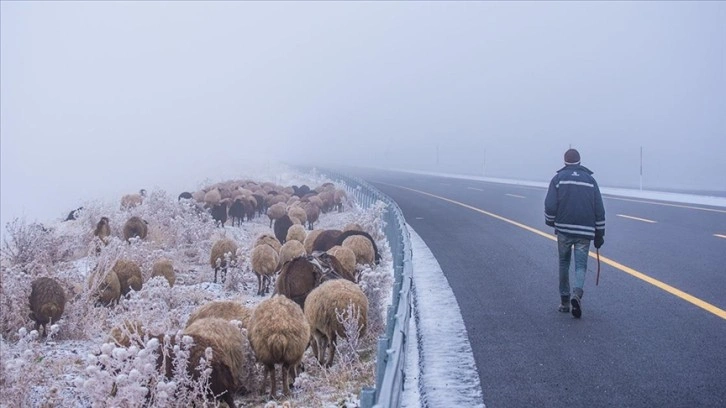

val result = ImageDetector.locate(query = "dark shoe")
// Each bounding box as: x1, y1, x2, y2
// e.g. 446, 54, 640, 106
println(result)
571, 295, 582, 318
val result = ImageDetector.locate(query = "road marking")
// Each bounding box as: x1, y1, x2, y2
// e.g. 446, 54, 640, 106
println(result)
715, 234, 726, 239
605, 196, 726, 214
467, 187, 485, 191
505, 193, 526, 199
380, 182, 726, 321
616, 214, 657, 223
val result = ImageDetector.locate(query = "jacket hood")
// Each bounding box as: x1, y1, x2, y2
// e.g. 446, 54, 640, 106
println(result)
557, 164, 594, 175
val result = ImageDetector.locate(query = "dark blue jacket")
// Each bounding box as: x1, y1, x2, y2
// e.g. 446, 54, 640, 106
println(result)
544, 164, 605, 240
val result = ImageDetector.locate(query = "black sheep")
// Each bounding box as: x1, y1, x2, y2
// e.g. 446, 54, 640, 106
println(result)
229, 199, 245, 226
273, 214, 293, 244
64, 207, 84, 221
178, 191, 193, 201
210, 201, 229, 228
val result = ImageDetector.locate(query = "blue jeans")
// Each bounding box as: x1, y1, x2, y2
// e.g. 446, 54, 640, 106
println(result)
558, 234, 591, 298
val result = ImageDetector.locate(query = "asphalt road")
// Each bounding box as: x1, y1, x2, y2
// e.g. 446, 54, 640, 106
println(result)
345, 168, 726, 408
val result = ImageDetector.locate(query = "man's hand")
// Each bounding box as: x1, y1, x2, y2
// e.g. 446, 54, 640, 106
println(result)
594, 235, 604, 249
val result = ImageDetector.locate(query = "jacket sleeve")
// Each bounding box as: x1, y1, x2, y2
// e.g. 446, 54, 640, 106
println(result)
544, 177, 558, 227
593, 180, 605, 238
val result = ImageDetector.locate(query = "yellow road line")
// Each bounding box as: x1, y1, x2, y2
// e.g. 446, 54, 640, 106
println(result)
616, 214, 657, 223
506, 193, 526, 199
715, 234, 726, 239
605, 196, 726, 214
382, 182, 726, 321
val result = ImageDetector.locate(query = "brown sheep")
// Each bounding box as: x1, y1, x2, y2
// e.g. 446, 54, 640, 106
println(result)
183, 318, 252, 408
304, 279, 368, 367
28, 277, 66, 337
185, 300, 252, 329
287, 206, 307, 227
278, 240, 306, 269
88, 269, 121, 306
210, 238, 239, 283
343, 222, 364, 233
120, 189, 146, 210
248, 295, 310, 397
285, 224, 306, 244
327, 245, 357, 281
333, 189, 347, 212
317, 190, 335, 213
342, 235, 376, 266
254, 233, 282, 254
94, 217, 111, 245
113, 259, 143, 295
273, 254, 349, 309
311, 229, 343, 253
335, 230, 381, 265
303, 229, 324, 255
266, 202, 287, 228
151, 258, 176, 287
302, 201, 320, 230
109, 319, 146, 348
122, 216, 148, 243
250, 244, 279, 296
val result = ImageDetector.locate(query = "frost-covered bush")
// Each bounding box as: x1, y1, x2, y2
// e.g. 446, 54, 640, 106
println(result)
1, 218, 73, 270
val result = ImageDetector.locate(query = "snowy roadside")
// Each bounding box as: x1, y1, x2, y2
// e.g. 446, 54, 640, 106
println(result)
400, 228, 486, 408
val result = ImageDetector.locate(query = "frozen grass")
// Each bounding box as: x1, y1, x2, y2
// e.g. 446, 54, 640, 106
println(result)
0, 166, 394, 408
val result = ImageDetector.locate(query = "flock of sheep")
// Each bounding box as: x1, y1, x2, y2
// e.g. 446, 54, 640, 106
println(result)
25, 177, 384, 407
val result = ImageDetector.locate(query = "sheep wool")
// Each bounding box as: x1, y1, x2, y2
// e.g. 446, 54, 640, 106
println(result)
210, 238, 239, 283
113, 259, 143, 295
251, 244, 279, 296
93, 217, 111, 245
28, 277, 66, 337
342, 234, 376, 265
266, 202, 287, 228
278, 240, 306, 269
254, 233, 281, 253
248, 295, 310, 397
183, 317, 253, 408
204, 188, 222, 207
88, 269, 121, 306
304, 279, 368, 367
343, 222, 364, 233
327, 245, 357, 281
122, 216, 148, 243
151, 258, 176, 287
303, 229, 324, 255
185, 300, 252, 329
285, 224, 306, 244
287, 206, 307, 226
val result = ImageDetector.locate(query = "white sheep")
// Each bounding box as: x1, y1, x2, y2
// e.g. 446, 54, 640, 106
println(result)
210, 238, 239, 283
342, 234, 376, 265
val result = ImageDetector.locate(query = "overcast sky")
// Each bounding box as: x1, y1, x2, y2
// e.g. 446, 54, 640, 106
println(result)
2, 1, 724, 226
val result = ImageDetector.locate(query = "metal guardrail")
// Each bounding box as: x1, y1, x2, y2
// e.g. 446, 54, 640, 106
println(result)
314, 168, 413, 408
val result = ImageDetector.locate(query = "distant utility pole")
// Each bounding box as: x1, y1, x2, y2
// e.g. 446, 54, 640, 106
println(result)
640, 146, 643, 191
482, 148, 487, 176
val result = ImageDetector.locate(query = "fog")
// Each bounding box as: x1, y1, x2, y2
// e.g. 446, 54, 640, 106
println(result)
2, 1, 725, 226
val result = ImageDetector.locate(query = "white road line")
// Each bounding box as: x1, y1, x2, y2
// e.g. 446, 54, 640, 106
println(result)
505, 193, 526, 199
616, 214, 657, 223
606, 196, 726, 214
714, 234, 726, 239
467, 187, 484, 191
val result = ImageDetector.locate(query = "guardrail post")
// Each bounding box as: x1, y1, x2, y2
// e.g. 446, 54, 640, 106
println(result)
375, 336, 388, 399
360, 387, 376, 408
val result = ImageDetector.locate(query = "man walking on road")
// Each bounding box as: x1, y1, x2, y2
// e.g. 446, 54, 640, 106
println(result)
545, 148, 606, 318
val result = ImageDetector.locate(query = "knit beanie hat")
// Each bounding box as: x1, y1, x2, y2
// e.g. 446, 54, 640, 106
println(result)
564, 149, 581, 165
